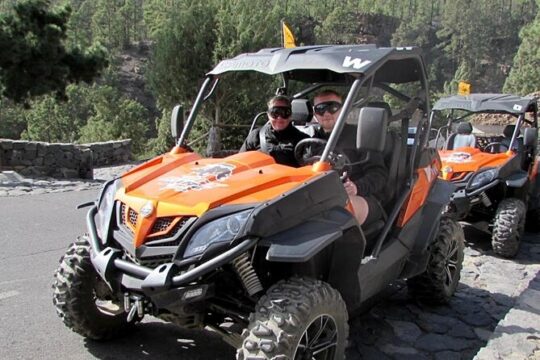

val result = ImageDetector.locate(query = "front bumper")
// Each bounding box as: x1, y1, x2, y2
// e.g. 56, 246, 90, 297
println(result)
446, 180, 500, 219
86, 206, 256, 300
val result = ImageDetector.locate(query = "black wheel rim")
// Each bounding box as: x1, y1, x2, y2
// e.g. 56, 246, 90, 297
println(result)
294, 314, 338, 360
444, 238, 460, 288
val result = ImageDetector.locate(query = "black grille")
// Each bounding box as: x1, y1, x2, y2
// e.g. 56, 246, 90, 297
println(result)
120, 203, 126, 222
146, 217, 195, 247
151, 217, 173, 233
120, 203, 138, 228
128, 208, 137, 226
123, 251, 173, 268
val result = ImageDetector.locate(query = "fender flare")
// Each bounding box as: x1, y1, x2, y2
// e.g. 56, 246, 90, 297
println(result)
411, 179, 454, 254
263, 207, 359, 262
505, 171, 529, 188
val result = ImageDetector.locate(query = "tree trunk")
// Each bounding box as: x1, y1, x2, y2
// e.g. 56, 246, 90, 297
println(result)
206, 99, 222, 156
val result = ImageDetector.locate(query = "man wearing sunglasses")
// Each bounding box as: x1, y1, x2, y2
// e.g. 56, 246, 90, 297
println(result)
240, 95, 308, 167
312, 90, 388, 226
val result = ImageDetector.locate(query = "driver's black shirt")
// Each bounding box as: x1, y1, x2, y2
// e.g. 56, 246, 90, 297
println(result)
240, 123, 309, 167
313, 126, 389, 205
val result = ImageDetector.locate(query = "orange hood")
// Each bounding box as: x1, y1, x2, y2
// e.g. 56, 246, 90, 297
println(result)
116, 150, 320, 218
439, 147, 514, 181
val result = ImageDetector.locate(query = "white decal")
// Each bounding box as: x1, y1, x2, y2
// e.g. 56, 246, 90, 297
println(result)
160, 163, 235, 193
192, 163, 235, 181
513, 104, 523, 111
423, 164, 439, 182
441, 152, 473, 163
342, 56, 372, 70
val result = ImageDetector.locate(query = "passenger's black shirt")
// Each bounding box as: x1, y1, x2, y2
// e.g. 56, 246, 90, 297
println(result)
313, 126, 389, 205
240, 123, 309, 167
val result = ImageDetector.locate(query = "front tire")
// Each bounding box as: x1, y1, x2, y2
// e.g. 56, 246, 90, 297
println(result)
408, 217, 464, 305
237, 277, 348, 360
492, 198, 526, 258
52, 236, 131, 340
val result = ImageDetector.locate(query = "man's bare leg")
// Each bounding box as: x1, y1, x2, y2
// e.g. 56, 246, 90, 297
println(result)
349, 195, 369, 225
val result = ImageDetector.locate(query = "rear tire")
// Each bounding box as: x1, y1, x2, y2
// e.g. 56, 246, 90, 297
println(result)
492, 198, 526, 258
408, 217, 464, 305
52, 236, 132, 340
237, 277, 348, 360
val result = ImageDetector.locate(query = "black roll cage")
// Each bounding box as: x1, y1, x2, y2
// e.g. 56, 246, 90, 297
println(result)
430, 106, 538, 151
178, 71, 430, 164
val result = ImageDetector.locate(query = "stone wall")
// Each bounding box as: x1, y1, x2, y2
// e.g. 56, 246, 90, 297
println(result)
79, 140, 131, 167
0, 139, 131, 179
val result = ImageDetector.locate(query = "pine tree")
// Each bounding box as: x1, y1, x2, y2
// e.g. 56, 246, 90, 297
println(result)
503, 4, 540, 95
0, 0, 108, 103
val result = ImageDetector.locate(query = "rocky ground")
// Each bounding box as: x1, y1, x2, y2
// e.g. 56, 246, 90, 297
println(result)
0, 164, 137, 197
1, 164, 539, 359
346, 233, 540, 360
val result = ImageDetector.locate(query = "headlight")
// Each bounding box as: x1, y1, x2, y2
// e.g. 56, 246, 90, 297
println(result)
468, 169, 498, 190
184, 209, 252, 258
95, 181, 117, 241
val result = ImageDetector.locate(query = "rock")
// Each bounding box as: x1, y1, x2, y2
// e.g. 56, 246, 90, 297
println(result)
387, 320, 422, 343
415, 334, 474, 352
448, 320, 478, 339
380, 344, 421, 356
417, 312, 458, 334
474, 327, 494, 341
0, 171, 24, 182
458, 310, 494, 327
435, 350, 461, 360
351, 343, 391, 360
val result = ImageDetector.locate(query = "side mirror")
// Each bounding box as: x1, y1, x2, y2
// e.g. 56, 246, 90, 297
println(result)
356, 107, 388, 152
170, 104, 184, 142
523, 127, 537, 147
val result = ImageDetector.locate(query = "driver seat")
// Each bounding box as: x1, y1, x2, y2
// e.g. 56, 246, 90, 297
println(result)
446, 122, 475, 149
501, 125, 523, 152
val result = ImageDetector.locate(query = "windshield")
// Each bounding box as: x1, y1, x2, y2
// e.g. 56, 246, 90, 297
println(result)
178, 63, 428, 168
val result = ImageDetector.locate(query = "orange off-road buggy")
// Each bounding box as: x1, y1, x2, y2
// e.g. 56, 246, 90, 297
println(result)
53, 45, 464, 359
431, 94, 539, 257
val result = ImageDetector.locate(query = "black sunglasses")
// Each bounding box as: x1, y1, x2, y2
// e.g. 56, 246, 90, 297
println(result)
314, 101, 342, 115
268, 106, 292, 119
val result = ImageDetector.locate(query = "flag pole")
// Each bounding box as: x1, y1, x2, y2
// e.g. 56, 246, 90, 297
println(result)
280, 19, 285, 47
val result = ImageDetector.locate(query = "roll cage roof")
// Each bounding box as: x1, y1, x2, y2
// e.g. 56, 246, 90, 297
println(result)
432, 94, 538, 115
208, 45, 426, 84
179, 45, 430, 156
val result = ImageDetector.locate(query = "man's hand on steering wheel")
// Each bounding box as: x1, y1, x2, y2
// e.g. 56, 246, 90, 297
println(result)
294, 138, 327, 166
294, 138, 351, 175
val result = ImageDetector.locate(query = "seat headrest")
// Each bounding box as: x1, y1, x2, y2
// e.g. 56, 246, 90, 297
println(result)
356, 107, 388, 152
367, 101, 392, 115
290, 99, 313, 125
503, 124, 519, 138
457, 122, 473, 134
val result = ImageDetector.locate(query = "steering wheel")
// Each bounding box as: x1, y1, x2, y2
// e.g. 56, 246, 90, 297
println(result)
294, 138, 351, 175
483, 142, 508, 153
295, 138, 327, 165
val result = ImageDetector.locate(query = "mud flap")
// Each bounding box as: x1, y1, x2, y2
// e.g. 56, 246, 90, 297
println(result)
400, 179, 455, 278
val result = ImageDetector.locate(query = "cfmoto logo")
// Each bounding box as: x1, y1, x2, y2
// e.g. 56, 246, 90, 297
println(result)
140, 202, 154, 218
